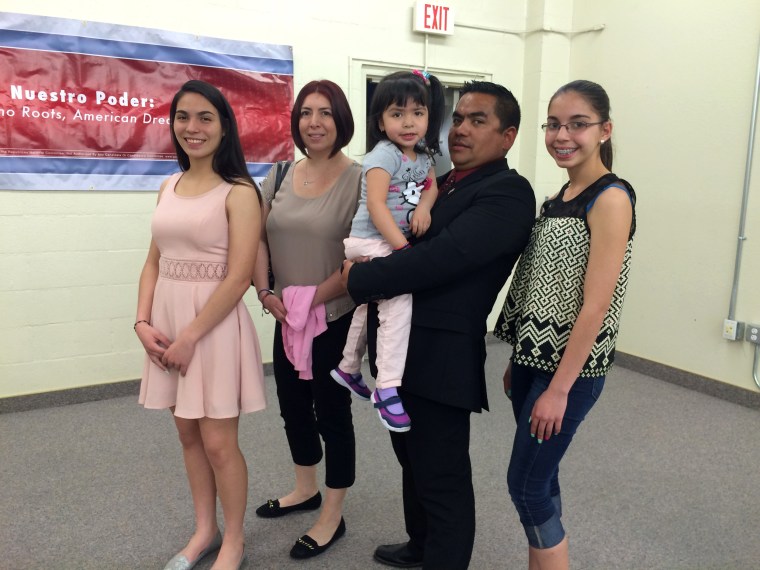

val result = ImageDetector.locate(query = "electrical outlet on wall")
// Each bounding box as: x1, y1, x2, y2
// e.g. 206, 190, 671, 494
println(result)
723, 319, 745, 341
746, 324, 760, 345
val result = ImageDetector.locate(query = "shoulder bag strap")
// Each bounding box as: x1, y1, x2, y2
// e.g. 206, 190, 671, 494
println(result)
273, 160, 292, 195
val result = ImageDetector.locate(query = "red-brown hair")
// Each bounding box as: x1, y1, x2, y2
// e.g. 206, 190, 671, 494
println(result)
291, 80, 354, 157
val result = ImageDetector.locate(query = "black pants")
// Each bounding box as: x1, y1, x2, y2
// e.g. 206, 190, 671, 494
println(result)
367, 303, 476, 569
390, 391, 475, 570
272, 311, 356, 489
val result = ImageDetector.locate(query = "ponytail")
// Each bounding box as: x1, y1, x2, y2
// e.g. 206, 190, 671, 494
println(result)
600, 139, 613, 171
424, 73, 445, 156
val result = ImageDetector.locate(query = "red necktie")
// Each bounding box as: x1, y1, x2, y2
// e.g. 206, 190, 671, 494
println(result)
439, 172, 456, 197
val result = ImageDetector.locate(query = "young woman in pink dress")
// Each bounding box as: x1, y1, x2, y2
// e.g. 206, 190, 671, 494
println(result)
135, 80, 266, 570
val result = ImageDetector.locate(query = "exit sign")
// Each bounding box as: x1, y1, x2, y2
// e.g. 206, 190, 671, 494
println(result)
413, 1, 454, 36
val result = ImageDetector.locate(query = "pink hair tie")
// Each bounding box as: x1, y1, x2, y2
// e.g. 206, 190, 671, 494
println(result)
412, 69, 430, 86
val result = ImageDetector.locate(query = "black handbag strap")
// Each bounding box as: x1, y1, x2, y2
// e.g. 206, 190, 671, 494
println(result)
261, 160, 292, 290
273, 160, 292, 196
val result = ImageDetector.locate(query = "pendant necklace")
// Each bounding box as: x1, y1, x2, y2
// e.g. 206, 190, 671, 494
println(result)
303, 161, 320, 186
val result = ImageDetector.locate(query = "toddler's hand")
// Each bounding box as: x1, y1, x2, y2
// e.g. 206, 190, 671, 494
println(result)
411, 208, 431, 237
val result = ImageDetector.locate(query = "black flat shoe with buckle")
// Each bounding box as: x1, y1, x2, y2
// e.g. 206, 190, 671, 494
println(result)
254, 491, 322, 518
289, 517, 346, 559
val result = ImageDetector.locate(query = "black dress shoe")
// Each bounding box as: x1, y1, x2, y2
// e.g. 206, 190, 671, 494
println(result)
289, 517, 346, 559
255, 491, 321, 518
373, 542, 424, 568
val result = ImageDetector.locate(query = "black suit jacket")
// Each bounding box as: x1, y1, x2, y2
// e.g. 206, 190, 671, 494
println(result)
348, 158, 536, 412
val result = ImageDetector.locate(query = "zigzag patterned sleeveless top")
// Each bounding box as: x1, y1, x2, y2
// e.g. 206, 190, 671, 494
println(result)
494, 173, 636, 377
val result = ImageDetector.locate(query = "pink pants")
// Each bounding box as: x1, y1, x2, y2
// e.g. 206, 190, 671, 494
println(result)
340, 236, 412, 389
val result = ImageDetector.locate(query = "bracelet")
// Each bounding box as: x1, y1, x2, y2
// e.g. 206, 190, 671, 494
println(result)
258, 289, 272, 316
257, 288, 274, 300
393, 243, 411, 251
133, 320, 150, 331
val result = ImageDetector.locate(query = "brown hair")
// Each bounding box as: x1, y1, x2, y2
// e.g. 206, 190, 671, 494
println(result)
550, 80, 613, 170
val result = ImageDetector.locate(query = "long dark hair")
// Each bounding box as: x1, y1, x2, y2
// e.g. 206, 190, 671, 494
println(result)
169, 80, 260, 197
367, 70, 445, 156
550, 80, 613, 170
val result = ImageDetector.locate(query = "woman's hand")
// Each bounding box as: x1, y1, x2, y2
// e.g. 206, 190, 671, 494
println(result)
161, 332, 197, 376
262, 292, 287, 323
503, 362, 512, 400
135, 322, 171, 372
529, 387, 568, 443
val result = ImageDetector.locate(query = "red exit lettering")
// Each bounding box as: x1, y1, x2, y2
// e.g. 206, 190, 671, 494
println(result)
424, 4, 449, 31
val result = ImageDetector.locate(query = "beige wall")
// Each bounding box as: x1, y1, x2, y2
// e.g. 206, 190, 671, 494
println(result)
567, 0, 760, 392
1, 0, 759, 397
0, 0, 527, 397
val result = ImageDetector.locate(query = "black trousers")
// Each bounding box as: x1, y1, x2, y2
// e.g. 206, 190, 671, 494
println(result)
272, 311, 356, 489
390, 392, 475, 570
367, 303, 475, 569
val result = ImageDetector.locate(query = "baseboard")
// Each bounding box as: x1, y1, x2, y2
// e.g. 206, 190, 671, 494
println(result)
483, 332, 760, 410
0, 379, 142, 414
614, 352, 760, 410
3, 349, 758, 414
0, 362, 275, 414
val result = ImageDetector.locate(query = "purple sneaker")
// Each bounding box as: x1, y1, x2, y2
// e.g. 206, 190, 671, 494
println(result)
372, 388, 411, 432
330, 368, 371, 401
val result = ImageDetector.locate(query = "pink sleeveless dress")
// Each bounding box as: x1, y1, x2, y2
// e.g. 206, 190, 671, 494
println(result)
138, 173, 266, 419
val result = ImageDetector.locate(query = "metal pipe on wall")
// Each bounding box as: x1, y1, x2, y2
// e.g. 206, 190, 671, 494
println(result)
728, 38, 760, 321
454, 23, 604, 36
726, 37, 760, 390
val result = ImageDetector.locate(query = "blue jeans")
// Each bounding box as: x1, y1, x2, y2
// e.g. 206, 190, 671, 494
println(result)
507, 362, 605, 549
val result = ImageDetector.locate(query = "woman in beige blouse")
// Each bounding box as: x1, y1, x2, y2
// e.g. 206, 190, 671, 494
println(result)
252, 80, 362, 560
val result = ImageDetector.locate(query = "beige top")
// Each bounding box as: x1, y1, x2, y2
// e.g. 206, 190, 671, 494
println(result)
262, 160, 362, 322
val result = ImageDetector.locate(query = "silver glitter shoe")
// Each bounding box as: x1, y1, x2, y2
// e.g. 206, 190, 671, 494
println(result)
162, 531, 223, 570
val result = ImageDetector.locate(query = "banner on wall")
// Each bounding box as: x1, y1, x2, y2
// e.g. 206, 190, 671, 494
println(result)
0, 13, 294, 191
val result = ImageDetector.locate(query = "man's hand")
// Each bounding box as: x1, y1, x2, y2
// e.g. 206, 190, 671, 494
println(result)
340, 259, 355, 290
340, 256, 371, 290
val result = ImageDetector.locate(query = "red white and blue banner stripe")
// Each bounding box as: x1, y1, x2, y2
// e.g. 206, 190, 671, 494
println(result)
0, 12, 294, 191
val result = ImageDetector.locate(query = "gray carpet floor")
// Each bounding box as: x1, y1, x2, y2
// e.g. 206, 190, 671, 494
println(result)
2, 346, 759, 570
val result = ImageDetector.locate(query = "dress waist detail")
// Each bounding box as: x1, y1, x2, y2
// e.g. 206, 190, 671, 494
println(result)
159, 257, 228, 282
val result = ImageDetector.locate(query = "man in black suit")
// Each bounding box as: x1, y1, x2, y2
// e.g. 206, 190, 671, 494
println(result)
342, 81, 536, 569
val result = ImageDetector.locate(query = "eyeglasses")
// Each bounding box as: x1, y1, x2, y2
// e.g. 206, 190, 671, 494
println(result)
541, 121, 605, 133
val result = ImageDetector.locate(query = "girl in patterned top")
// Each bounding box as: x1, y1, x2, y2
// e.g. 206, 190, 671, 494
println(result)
494, 80, 636, 570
